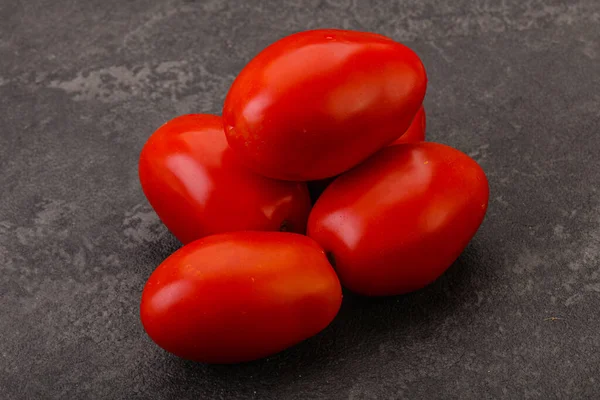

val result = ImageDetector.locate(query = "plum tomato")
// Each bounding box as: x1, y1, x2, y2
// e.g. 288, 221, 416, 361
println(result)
138, 114, 312, 244
140, 231, 342, 363
308, 142, 489, 296
223, 29, 427, 181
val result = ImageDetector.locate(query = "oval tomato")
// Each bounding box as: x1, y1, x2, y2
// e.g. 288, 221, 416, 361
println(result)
140, 231, 342, 364
308, 142, 489, 296
138, 114, 311, 244
308, 105, 427, 203
391, 105, 426, 145
223, 29, 427, 181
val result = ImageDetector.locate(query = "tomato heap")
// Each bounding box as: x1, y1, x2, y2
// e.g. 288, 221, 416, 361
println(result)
138, 29, 489, 364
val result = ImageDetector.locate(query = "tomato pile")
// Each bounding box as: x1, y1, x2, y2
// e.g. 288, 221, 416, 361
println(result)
138, 29, 489, 364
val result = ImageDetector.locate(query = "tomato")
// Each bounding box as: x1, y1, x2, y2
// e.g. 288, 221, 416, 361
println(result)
391, 105, 426, 145
138, 114, 312, 245
308, 142, 489, 296
140, 231, 342, 364
223, 29, 427, 181
308, 105, 427, 203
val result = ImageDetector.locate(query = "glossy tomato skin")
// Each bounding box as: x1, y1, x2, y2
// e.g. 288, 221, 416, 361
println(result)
309, 105, 427, 203
308, 142, 489, 296
223, 29, 427, 181
140, 231, 342, 364
391, 105, 426, 145
138, 114, 312, 245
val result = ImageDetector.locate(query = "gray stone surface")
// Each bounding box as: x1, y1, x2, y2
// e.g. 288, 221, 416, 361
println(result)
1, 0, 600, 398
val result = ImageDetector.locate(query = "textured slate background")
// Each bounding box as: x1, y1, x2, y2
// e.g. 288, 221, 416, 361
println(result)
1, 0, 600, 399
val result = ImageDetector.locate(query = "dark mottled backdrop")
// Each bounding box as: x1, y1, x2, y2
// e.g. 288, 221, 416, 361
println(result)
1, 0, 599, 399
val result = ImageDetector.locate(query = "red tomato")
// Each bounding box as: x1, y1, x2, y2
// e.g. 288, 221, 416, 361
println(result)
138, 114, 311, 245
308, 142, 489, 296
140, 231, 342, 364
308, 105, 427, 203
223, 29, 427, 181
391, 105, 426, 145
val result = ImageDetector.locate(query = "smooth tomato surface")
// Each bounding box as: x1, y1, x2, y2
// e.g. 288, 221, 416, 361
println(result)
308, 142, 489, 296
138, 114, 311, 244
140, 231, 342, 364
223, 29, 427, 181
391, 105, 426, 145
308, 105, 427, 203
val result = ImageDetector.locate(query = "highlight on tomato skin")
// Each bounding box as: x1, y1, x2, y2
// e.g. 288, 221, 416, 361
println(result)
140, 231, 343, 364
307, 142, 489, 297
138, 114, 312, 245
223, 28, 428, 181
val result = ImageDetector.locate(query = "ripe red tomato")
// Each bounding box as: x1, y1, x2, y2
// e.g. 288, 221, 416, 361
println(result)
308, 142, 489, 296
308, 105, 427, 203
138, 114, 311, 245
140, 231, 342, 364
223, 29, 427, 181
391, 105, 426, 145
